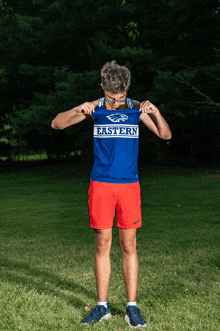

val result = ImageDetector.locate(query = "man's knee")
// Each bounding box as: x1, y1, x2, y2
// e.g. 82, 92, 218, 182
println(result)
119, 229, 137, 254
95, 229, 112, 254
120, 237, 136, 254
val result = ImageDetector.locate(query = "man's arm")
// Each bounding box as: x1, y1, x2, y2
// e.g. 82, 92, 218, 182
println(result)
133, 100, 172, 140
51, 100, 99, 130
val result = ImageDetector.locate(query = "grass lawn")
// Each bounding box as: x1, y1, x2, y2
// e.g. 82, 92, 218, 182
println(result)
0, 164, 220, 330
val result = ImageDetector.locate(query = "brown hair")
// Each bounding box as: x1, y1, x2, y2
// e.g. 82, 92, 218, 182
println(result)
101, 60, 131, 93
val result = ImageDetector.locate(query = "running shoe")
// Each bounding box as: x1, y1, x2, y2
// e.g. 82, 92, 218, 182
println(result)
125, 306, 146, 328
83, 303, 111, 324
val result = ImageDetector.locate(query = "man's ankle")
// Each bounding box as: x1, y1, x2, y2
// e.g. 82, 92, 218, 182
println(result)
127, 302, 137, 307
98, 301, 108, 309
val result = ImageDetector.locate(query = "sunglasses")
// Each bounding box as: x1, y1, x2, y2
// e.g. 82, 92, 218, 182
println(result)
105, 96, 127, 104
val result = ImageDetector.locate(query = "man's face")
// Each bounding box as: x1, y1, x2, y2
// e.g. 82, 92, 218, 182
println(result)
104, 91, 127, 110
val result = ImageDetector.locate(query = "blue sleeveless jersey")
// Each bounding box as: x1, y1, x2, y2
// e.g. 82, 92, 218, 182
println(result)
90, 98, 141, 184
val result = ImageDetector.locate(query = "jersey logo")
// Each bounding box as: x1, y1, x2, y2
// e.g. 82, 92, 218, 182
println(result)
106, 113, 128, 123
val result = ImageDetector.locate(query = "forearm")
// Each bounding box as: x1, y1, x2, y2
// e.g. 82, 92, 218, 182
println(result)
51, 101, 97, 130
51, 107, 85, 130
152, 112, 172, 140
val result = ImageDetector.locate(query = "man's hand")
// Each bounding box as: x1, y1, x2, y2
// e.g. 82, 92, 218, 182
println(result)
77, 102, 95, 115
139, 101, 159, 115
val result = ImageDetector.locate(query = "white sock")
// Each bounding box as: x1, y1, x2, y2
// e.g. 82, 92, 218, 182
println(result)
127, 302, 137, 307
98, 301, 108, 309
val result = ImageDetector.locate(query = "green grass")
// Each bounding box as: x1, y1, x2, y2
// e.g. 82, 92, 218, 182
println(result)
0, 151, 81, 162
0, 165, 220, 330
0, 153, 49, 162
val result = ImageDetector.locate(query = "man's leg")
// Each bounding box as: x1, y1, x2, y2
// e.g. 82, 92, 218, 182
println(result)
119, 228, 146, 328
95, 228, 112, 302
83, 228, 112, 324
119, 228, 138, 302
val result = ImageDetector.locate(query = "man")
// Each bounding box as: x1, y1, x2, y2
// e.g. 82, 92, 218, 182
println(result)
51, 60, 172, 328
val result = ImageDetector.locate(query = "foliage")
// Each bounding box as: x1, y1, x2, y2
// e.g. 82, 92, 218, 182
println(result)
0, 0, 220, 163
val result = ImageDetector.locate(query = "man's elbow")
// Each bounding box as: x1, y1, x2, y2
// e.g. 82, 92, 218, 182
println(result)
51, 120, 58, 129
161, 132, 172, 140
51, 119, 64, 130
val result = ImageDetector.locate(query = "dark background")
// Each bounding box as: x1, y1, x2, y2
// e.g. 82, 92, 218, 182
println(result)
1, 0, 220, 167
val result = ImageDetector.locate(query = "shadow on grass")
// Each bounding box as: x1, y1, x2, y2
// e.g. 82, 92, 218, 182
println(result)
0, 254, 126, 318
0, 254, 97, 309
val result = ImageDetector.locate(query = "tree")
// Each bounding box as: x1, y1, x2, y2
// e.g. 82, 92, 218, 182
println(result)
1, 0, 220, 164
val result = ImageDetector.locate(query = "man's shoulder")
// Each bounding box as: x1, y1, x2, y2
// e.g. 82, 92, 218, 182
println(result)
91, 99, 100, 107
132, 100, 140, 109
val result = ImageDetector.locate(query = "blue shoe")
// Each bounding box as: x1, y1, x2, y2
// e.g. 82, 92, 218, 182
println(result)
83, 303, 111, 324
125, 306, 146, 328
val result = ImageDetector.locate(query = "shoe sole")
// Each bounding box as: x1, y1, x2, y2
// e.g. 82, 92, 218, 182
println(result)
83, 312, 111, 325
125, 314, 146, 328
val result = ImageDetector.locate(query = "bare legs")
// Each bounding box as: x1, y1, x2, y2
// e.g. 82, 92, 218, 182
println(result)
95, 229, 112, 302
94, 228, 138, 303
119, 229, 138, 302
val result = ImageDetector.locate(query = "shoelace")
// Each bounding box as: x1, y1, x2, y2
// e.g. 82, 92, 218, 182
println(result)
92, 306, 106, 319
128, 307, 141, 319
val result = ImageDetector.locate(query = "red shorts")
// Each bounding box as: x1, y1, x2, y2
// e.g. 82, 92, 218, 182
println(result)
88, 180, 142, 229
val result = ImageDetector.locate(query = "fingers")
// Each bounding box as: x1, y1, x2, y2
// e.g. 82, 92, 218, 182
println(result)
140, 100, 158, 114
81, 102, 95, 115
